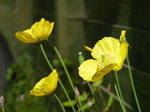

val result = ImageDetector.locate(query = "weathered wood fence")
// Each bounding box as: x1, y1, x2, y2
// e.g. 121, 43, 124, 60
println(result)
0, 0, 150, 111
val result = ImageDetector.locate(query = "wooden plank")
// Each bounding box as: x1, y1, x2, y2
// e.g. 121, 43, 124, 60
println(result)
0, 0, 33, 58
55, 0, 85, 65
0, 0, 33, 93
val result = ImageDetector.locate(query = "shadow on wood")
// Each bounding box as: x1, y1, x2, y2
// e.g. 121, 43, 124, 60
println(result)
0, 32, 13, 94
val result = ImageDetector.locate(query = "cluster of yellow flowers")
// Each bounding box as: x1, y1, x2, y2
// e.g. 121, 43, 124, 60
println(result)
15, 18, 129, 96
15, 18, 57, 96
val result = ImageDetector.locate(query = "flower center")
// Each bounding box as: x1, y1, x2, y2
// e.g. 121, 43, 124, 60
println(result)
97, 53, 114, 70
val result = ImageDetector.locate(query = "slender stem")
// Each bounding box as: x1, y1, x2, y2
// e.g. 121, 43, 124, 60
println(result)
53, 46, 75, 92
58, 80, 76, 112
99, 85, 134, 110
77, 98, 84, 112
53, 93, 66, 112
78, 53, 96, 111
87, 81, 94, 95
40, 43, 53, 70
126, 55, 141, 112
98, 88, 107, 108
39, 43, 76, 112
114, 71, 126, 111
112, 71, 126, 112
114, 84, 126, 112
87, 81, 102, 111
53, 46, 86, 111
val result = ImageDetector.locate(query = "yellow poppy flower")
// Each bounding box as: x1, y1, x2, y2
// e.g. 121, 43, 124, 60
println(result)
78, 31, 129, 82
30, 69, 58, 96
15, 18, 54, 43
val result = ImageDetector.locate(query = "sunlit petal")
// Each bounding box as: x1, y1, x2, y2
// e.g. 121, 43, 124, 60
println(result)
91, 37, 120, 59
78, 59, 98, 81
84, 45, 93, 52
31, 18, 54, 41
15, 18, 54, 43
120, 30, 126, 43
30, 69, 58, 96
113, 42, 129, 71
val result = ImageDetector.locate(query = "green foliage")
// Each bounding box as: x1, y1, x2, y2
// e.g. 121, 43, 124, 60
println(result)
4, 53, 53, 112
92, 79, 103, 88
104, 95, 114, 112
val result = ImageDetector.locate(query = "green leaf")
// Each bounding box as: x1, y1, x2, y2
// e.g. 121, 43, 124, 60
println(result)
104, 95, 114, 111
92, 79, 103, 87
78, 91, 89, 102
62, 99, 77, 107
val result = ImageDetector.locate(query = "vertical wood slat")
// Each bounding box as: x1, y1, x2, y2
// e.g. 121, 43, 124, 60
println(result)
55, 0, 85, 65
17, 0, 33, 30
0, 0, 33, 93
0, 0, 33, 57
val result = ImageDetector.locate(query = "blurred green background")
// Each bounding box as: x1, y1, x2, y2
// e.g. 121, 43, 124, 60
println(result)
0, 0, 150, 112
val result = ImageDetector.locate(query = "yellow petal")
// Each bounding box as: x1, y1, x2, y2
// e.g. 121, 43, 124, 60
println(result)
15, 30, 37, 43
78, 59, 116, 82
120, 30, 126, 43
15, 18, 54, 43
41, 69, 58, 95
29, 78, 46, 96
113, 42, 129, 71
91, 37, 120, 59
84, 45, 93, 52
31, 18, 54, 41
30, 69, 58, 96
78, 59, 98, 81
91, 63, 116, 82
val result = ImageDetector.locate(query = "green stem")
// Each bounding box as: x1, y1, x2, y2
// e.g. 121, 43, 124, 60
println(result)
126, 55, 141, 112
53, 46, 87, 111
114, 84, 126, 112
112, 71, 126, 112
114, 71, 126, 111
58, 80, 76, 112
77, 97, 84, 112
53, 93, 66, 112
87, 81, 102, 111
40, 43, 53, 70
39, 43, 76, 112
53, 46, 86, 111
87, 81, 94, 95
78, 52, 96, 111
53, 46, 75, 93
